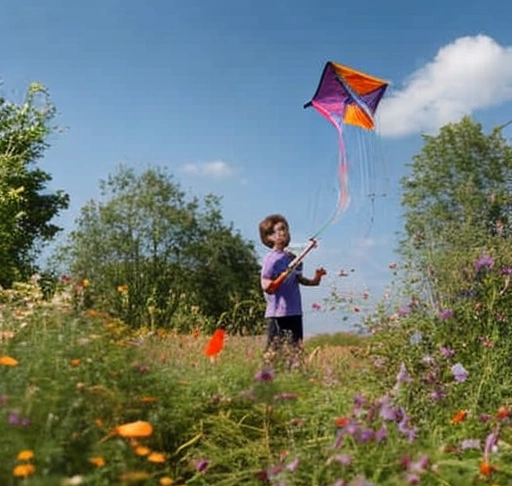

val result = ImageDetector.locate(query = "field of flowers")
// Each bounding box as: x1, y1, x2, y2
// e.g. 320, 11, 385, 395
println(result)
2, 260, 512, 486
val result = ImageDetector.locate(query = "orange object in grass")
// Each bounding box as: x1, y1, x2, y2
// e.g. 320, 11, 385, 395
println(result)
480, 460, 493, 476
451, 410, 468, 424
204, 329, 225, 357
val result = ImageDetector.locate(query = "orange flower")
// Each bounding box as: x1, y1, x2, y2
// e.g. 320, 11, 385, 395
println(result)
147, 451, 166, 463
115, 420, 153, 438
192, 328, 200, 338
497, 406, 510, 419
89, 456, 106, 467
17, 450, 34, 461
0, 355, 19, 366
204, 329, 225, 357
70, 359, 81, 367
334, 417, 349, 427
13, 464, 36, 477
160, 478, 174, 486
117, 285, 128, 293
480, 461, 493, 476
451, 410, 468, 424
133, 445, 151, 456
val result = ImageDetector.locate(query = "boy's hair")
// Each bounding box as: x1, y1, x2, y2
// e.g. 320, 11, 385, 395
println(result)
259, 214, 290, 248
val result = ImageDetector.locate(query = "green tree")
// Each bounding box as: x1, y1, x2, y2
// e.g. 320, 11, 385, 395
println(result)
61, 164, 263, 330
0, 82, 69, 287
399, 116, 512, 304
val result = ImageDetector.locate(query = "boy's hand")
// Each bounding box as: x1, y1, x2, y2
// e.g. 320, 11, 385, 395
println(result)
314, 267, 327, 284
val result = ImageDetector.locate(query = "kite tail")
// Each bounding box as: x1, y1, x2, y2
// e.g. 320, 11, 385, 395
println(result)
311, 126, 350, 239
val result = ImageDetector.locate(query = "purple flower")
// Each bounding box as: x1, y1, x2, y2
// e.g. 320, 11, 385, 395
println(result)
484, 429, 499, 460
379, 402, 398, 421
460, 439, 480, 450
397, 363, 412, 383
439, 309, 453, 320
439, 346, 455, 358
378, 395, 399, 421
286, 457, 299, 472
398, 306, 412, 316
398, 414, 417, 443
255, 368, 274, 382
353, 394, 366, 407
20, 417, 31, 427
329, 454, 352, 466
451, 363, 469, 382
429, 389, 446, 401
475, 254, 494, 271
374, 425, 388, 442
405, 474, 420, 485
500, 267, 512, 275
8, 412, 20, 426
357, 428, 374, 443
351, 476, 374, 486
344, 421, 359, 436
408, 454, 429, 474
194, 458, 209, 474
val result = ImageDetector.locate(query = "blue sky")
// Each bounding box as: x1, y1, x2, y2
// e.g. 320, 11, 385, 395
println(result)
2, 0, 512, 335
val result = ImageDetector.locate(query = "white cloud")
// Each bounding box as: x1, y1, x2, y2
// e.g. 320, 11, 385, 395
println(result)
378, 35, 512, 138
179, 160, 234, 179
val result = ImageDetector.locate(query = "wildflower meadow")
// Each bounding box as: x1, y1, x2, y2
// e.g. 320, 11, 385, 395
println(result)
2, 252, 512, 486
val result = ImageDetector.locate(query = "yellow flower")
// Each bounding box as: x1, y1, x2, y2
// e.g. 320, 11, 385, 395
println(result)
147, 451, 166, 463
117, 285, 128, 293
88, 456, 106, 467
17, 449, 34, 461
160, 478, 174, 486
82, 279, 90, 287
13, 464, 36, 477
0, 355, 19, 366
115, 420, 153, 438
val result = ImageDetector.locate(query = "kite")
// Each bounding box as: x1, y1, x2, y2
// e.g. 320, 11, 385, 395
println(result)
304, 61, 389, 238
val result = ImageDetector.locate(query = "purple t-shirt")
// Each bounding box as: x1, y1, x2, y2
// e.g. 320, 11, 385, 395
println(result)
261, 249, 303, 318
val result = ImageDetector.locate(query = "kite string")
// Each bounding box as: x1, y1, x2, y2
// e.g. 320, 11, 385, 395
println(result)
311, 124, 350, 240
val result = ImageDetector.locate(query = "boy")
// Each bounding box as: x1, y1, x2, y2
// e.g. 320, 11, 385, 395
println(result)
259, 214, 326, 347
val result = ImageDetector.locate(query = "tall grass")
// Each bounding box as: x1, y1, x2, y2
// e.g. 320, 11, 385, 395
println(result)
2, 275, 512, 485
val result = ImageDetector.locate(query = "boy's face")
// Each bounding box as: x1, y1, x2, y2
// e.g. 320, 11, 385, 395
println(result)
268, 222, 289, 249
